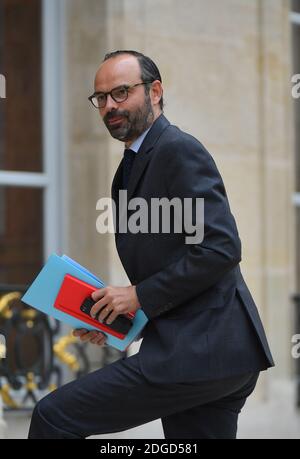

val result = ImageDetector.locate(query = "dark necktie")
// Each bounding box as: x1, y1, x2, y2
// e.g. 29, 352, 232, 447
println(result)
122, 148, 136, 189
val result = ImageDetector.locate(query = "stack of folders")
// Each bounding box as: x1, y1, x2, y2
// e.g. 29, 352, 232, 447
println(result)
21, 254, 148, 351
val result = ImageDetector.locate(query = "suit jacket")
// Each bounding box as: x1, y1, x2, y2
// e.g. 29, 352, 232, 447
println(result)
112, 114, 274, 384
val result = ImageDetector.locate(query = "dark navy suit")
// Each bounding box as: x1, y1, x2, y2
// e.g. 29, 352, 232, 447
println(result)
28, 115, 274, 439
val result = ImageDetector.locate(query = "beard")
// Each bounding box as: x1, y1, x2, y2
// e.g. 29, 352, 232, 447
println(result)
103, 94, 154, 142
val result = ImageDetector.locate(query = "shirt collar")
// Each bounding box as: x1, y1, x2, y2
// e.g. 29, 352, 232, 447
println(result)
127, 126, 152, 153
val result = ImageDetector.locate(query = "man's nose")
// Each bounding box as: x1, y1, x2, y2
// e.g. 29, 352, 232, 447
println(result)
103, 93, 119, 112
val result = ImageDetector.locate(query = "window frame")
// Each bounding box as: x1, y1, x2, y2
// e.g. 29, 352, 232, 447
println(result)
0, 0, 66, 260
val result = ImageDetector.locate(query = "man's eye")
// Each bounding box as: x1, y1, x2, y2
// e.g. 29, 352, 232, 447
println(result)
97, 94, 106, 103
112, 88, 127, 99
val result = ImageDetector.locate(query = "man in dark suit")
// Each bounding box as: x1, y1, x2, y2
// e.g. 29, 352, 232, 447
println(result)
28, 50, 274, 439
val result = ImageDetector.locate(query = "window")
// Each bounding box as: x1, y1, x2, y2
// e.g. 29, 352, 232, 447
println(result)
292, 0, 300, 13
0, 186, 43, 284
0, 0, 64, 286
0, 0, 43, 173
0, 0, 43, 286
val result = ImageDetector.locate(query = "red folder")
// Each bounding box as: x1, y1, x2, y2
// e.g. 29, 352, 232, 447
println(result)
54, 274, 135, 340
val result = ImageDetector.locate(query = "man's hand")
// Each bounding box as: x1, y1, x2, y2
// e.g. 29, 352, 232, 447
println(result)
90, 285, 141, 325
72, 329, 107, 346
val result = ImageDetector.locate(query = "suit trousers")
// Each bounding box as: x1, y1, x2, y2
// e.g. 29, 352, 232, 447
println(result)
28, 353, 259, 439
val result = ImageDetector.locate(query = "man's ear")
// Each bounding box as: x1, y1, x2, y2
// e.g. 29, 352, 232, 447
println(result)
150, 80, 163, 107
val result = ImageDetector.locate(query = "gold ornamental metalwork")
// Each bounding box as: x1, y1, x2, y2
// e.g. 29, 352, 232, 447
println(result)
0, 384, 19, 409
0, 288, 82, 408
53, 332, 80, 372
0, 292, 21, 319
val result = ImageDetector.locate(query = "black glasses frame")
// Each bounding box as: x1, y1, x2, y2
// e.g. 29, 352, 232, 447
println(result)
88, 81, 153, 109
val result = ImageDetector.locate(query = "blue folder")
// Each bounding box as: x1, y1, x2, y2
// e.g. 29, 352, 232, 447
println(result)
21, 254, 148, 352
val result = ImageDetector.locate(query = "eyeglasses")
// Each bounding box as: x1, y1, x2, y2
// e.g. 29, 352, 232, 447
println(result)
88, 82, 153, 109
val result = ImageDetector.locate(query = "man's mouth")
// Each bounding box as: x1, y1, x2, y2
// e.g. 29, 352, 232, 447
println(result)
107, 116, 125, 127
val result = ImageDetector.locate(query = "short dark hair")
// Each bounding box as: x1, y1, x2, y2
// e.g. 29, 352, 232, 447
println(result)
103, 50, 164, 110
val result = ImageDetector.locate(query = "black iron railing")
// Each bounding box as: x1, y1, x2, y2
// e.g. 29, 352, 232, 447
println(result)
0, 283, 126, 410
0, 284, 90, 410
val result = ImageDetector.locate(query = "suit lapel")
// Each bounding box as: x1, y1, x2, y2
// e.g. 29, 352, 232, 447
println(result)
112, 114, 170, 202
111, 114, 170, 238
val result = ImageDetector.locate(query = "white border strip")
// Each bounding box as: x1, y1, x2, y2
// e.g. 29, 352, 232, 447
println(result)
292, 193, 300, 207
0, 171, 48, 187
290, 12, 300, 25
42, 0, 66, 259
